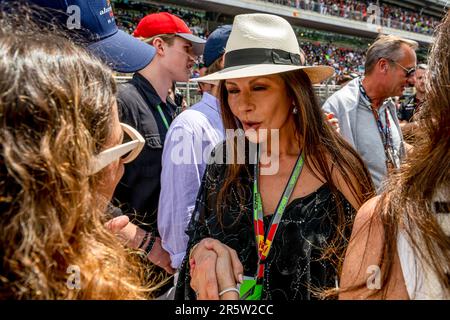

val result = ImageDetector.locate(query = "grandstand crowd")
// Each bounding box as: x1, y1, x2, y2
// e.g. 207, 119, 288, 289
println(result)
112, 0, 365, 81
111, 0, 432, 83
113, 0, 440, 37
266, 0, 439, 34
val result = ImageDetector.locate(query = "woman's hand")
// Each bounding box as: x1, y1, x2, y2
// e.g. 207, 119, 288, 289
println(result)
189, 238, 243, 300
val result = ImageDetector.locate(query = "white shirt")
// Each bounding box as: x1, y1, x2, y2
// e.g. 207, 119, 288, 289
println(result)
397, 187, 450, 299
158, 92, 224, 269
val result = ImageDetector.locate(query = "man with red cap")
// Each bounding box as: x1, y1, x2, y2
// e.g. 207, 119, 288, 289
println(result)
112, 12, 205, 275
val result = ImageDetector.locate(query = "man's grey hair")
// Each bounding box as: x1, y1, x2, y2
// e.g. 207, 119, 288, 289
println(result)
365, 35, 418, 75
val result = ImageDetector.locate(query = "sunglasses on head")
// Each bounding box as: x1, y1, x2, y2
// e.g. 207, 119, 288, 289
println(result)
89, 123, 145, 175
387, 58, 416, 78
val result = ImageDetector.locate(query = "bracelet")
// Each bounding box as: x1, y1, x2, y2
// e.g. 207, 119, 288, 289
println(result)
138, 231, 150, 249
218, 287, 240, 297
142, 233, 156, 256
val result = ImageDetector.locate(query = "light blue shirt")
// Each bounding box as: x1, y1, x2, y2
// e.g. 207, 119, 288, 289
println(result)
157, 92, 224, 269
323, 78, 405, 192
355, 96, 402, 191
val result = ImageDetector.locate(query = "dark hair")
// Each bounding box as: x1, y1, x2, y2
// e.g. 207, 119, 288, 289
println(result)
216, 69, 375, 297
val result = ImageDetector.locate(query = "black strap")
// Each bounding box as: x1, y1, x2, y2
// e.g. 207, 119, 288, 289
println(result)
225, 48, 302, 68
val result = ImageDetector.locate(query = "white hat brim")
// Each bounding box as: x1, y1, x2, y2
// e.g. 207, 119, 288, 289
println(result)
191, 64, 335, 84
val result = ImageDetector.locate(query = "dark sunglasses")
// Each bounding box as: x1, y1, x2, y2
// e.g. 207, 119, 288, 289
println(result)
387, 58, 416, 78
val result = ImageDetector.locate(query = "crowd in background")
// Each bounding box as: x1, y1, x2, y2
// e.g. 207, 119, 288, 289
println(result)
112, 0, 434, 83
112, 1, 367, 82
267, 0, 439, 34
113, 1, 209, 39
301, 42, 366, 83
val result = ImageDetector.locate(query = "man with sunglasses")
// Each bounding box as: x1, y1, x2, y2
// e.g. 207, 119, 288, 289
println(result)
323, 34, 417, 191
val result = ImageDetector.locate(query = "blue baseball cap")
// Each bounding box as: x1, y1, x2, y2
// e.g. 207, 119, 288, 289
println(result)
203, 25, 232, 68
28, 0, 156, 73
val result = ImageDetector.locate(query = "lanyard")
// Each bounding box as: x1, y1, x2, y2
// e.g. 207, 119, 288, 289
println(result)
253, 145, 305, 281
359, 79, 398, 170
156, 104, 170, 130
371, 106, 400, 170
371, 107, 392, 152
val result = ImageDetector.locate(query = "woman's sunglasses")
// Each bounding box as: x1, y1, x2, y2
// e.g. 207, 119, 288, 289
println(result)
89, 123, 145, 175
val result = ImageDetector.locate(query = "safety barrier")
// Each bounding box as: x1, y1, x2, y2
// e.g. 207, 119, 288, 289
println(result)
114, 76, 343, 106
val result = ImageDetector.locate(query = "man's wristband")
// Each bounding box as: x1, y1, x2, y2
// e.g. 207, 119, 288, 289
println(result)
142, 233, 156, 256
138, 231, 150, 249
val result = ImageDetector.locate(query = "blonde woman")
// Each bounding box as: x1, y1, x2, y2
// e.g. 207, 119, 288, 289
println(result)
0, 16, 149, 299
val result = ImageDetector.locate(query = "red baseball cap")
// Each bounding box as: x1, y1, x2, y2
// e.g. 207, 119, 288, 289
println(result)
133, 12, 205, 55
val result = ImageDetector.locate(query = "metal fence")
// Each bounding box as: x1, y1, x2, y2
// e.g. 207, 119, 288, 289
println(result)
114, 76, 343, 107
177, 82, 345, 106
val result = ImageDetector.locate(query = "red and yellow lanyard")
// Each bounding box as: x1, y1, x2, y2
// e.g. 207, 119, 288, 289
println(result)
253, 146, 305, 281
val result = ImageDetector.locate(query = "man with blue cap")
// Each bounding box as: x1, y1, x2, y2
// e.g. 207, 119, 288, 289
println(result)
27, 0, 155, 73
157, 25, 232, 283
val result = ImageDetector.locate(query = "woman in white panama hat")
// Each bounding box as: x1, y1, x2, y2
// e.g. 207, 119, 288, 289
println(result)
174, 13, 375, 301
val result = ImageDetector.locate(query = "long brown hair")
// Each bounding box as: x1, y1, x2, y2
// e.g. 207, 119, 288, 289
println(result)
372, 11, 450, 298
0, 10, 150, 299
216, 69, 375, 297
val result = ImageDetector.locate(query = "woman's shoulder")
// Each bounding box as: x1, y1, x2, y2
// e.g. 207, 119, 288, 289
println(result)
346, 195, 385, 267
306, 151, 371, 211
352, 196, 382, 233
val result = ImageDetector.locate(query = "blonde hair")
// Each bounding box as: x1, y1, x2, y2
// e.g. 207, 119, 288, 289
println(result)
205, 56, 224, 76
138, 33, 177, 46
0, 12, 151, 299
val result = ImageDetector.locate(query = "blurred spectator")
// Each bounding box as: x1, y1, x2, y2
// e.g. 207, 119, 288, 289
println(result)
398, 64, 428, 142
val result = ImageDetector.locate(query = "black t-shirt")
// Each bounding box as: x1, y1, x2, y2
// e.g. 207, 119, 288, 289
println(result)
398, 94, 423, 122
113, 73, 176, 233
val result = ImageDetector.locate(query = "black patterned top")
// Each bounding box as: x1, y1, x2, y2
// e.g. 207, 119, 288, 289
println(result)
174, 143, 355, 301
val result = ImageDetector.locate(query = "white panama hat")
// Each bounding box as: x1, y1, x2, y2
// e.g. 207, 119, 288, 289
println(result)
192, 13, 334, 84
